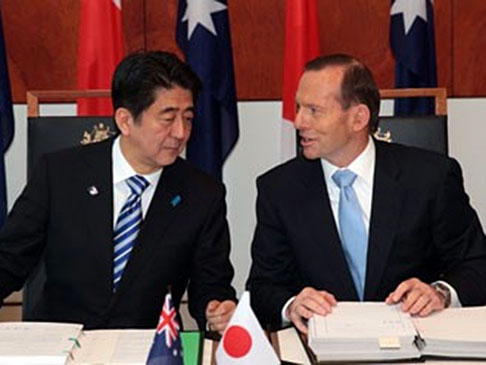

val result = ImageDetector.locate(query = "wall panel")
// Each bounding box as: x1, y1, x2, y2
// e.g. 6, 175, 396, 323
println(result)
452, 0, 486, 96
3, 0, 79, 102
124, 0, 146, 52
0, 0, 478, 103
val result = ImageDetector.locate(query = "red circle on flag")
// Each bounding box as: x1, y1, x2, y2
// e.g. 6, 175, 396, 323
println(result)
223, 325, 252, 358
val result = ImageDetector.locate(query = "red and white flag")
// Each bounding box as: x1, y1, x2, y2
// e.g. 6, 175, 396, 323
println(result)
216, 292, 279, 364
77, 0, 123, 116
281, 0, 320, 161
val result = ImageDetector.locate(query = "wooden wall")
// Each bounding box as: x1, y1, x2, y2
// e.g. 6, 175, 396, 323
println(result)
2, 0, 485, 102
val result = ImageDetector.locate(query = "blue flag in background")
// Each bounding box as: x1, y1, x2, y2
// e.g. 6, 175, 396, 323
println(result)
0, 9, 14, 227
390, 0, 437, 115
176, 0, 239, 180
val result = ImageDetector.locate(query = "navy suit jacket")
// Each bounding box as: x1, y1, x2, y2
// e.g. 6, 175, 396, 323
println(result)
0, 138, 235, 329
248, 141, 486, 326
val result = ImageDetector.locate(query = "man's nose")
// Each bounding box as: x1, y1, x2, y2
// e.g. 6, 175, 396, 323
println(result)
171, 117, 188, 138
294, 108, 307, 130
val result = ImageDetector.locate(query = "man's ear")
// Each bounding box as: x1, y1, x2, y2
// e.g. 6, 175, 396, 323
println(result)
114, 107, 133, 136
352, 104, 371, 132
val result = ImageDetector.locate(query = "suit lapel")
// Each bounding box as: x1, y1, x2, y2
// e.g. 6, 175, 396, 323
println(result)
299, 158, 358, 298
365, 142, 403, 300
80, 139, 115, 291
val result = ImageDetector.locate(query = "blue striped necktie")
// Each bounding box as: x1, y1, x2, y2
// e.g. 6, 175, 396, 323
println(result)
332, 169, 368, 300
113, 175, 150, 291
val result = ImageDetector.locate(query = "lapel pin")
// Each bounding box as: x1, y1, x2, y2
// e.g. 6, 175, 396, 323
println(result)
87, 186, 99, 196
170, 195, 182, 207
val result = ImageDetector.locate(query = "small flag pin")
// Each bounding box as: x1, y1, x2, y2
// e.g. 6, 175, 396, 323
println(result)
88, 186, 99, 196
171, 195, 182, 207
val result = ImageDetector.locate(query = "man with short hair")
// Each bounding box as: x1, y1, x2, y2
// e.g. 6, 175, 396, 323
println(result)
0, 51, 236, 332
248, 54, 486, 333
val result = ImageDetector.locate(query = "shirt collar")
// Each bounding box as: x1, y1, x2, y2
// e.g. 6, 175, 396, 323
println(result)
321, 136, 375, 186
112, 136, 162, 187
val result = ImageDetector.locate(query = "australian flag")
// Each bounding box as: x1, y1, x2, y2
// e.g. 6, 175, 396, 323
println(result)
176, 0, 239, 180
390, 0, 437, 115
147, 293, 183, 365
0, 9, 14, 227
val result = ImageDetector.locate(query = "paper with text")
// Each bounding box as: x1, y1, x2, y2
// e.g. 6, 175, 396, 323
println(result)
72, 329, 153, 364
0, 322, 83, 364
309, 302, 416, 339
413, 306, 486, 342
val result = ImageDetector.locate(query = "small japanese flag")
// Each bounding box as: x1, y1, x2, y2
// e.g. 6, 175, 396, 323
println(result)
216, 291, 280, 364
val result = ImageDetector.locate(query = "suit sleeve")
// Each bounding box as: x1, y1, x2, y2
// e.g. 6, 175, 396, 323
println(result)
0, 156, 50, 300
432, 157, 486, 305
187, 184, 236, 329
247, 176, 304, 327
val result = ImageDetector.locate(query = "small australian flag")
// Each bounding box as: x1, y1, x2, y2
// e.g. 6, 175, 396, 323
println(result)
146, 292, 183, 365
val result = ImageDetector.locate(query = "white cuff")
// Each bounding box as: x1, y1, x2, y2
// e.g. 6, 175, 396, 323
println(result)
281, 296, 296, 323
433, 280, 462, 308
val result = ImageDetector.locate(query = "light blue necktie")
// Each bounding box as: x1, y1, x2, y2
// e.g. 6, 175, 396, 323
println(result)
332, 169, 368, 300
113, 175, 149, 291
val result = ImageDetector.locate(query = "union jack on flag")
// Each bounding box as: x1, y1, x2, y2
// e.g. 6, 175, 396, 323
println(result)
146, 293, 183, 365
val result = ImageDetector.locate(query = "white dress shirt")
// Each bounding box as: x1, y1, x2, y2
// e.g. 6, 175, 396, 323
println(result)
281, 137, 460, 322
321, 136, 375, 237
112, 136, 162, 227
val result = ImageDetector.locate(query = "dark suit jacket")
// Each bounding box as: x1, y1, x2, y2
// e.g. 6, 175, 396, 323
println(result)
248, 141, 486, 326
0, 138, 235, 329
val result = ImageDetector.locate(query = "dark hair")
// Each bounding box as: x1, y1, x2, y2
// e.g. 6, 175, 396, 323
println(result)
305, 54, 380, 132
111, 50, 201, 121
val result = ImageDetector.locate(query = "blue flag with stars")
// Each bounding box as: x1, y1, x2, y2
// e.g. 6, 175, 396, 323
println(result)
390, 0, 437, 115
0, 9, 14, 227
146, 293, 183, 365
176, 0, 239, 180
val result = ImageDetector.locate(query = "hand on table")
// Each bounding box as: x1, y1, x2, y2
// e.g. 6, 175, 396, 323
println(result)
205, 300, 236, 334
287, 287, 337, 334
386, 278, 447, 317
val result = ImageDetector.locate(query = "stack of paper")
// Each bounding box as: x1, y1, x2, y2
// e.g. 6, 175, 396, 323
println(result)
70, 329, 153, 364
274, 327, 311, 365
0, 322, 83, 364
0, 322, 204, 365
308, 302, 421, 362
413, 306, 486, 359
71, 329, 203, 364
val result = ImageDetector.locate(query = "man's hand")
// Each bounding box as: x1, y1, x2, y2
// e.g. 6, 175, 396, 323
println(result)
205, 300, 236, 334
386, 278, 447, 316
287, 287, 337, 334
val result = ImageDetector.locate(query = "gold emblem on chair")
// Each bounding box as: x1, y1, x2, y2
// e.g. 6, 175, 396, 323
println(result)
373, 127, 392, 143
81, 123, 116, 145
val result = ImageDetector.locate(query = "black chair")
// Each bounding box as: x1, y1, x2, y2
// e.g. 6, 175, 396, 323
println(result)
24, 116, 117, 319
375, 87, 448, 155
374, 114, 447, 155
23, 89, 115, 319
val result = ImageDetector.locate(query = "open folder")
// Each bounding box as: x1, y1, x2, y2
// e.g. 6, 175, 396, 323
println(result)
308, 302, 420, 362
305, 302, 486, 363
0, 323, 202, 365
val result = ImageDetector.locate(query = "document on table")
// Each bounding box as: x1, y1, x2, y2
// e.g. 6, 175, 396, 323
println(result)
413, 306, 486, 358
308, 302, 420, 362
310, 302, 416, 339
0, 322, 83, 364
414, 306, 486, 342
276, 327, 312, 365
72, 329, 153, 364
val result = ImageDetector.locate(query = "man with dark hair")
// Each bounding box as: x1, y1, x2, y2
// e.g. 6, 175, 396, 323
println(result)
248, 53, 486, 333
0, 51, 236, 331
